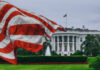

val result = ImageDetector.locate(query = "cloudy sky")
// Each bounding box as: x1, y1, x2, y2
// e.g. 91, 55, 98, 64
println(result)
5, 0, 100, 30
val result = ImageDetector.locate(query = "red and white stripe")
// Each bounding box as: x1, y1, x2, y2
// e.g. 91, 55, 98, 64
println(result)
39, 15, 66, 38
15, 9, 66, 38
0, 1, 18, 65
0, 1, 65, 65
0, 1, 45, 64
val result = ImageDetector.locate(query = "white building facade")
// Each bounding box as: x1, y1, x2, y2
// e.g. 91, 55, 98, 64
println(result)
50, 28, 100, 56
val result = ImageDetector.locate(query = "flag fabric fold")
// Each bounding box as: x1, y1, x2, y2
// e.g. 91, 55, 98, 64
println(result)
0, 1, 65, 65
39, 15, 66, 38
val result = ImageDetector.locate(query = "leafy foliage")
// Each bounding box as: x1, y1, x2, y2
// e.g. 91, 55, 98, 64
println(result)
17, 48, 36, 56
17, 41, 52, 56
51, 51, 59, 56
81, 34, 100, 56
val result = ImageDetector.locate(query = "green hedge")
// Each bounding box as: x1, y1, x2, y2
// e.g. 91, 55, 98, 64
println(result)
0, 56, 87, 63
18, 56, 87, 63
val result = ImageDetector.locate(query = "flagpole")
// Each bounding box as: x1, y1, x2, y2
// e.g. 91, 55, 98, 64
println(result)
66, 15, 67, 28
63, 14, 67, 28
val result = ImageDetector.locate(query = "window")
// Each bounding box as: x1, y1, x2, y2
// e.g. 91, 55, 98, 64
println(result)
64, 43, 67, 51
74, 42, 76, 52
55, 42, 57, 51
69, 36, 73, 42
74, 36, 76, 42
59, 36, 62, 42
69, 43, 72, 52
80, 37, 82, 42
59, 43, 62, 51
55, 36, 57, 42
64, 36, 67, 42
74, 36, 76, 52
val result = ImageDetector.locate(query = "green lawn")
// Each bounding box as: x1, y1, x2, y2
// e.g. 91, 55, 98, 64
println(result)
0, 64, 94, 70
88, 57, 96, 63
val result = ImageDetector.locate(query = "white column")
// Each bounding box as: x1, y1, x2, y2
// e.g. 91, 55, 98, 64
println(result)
72, 36, 75, 53
57, 36, 59, 54
67, 35, 70, 56
74, 36, 77, 52
76, 36, 80, 50
53, 36, 55, 51
62, 35, 64, 56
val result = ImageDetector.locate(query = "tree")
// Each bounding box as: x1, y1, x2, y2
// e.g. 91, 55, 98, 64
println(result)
17, 48, 36, 56
17, 41, 52, 56
81, 34, 100, 56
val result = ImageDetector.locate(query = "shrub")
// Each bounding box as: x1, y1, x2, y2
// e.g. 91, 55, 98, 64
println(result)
17, 48, 36, 56
51, 51, 59, 56
89, 55, 100, 70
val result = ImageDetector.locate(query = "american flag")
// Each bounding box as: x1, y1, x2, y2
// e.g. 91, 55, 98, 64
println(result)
0, 1, 65, 65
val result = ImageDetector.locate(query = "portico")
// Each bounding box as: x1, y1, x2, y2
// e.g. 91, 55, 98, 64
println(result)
51, 35, 79, 56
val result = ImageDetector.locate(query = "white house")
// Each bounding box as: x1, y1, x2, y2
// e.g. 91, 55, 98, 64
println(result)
50, 28, 100, 56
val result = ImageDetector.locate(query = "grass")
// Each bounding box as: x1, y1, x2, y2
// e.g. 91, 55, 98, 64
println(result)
88, 57, 96, 62
0, 64, 94, 70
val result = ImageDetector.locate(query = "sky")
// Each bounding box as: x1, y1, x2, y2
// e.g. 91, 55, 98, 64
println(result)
4, 0, 100, 30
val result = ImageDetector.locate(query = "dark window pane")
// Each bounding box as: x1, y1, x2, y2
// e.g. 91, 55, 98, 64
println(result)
64, 36, 67, 42
59, 36, 62, 42
59, 43, 62, 51
74, 42, 76, 52
55, 36, 57, 42
55, 42, 57, 51
69, 36, 72, 42
74, 36, 76, 42
80, 37, 82, 42
69, 43, 72, 52
64, 43, 67, 51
